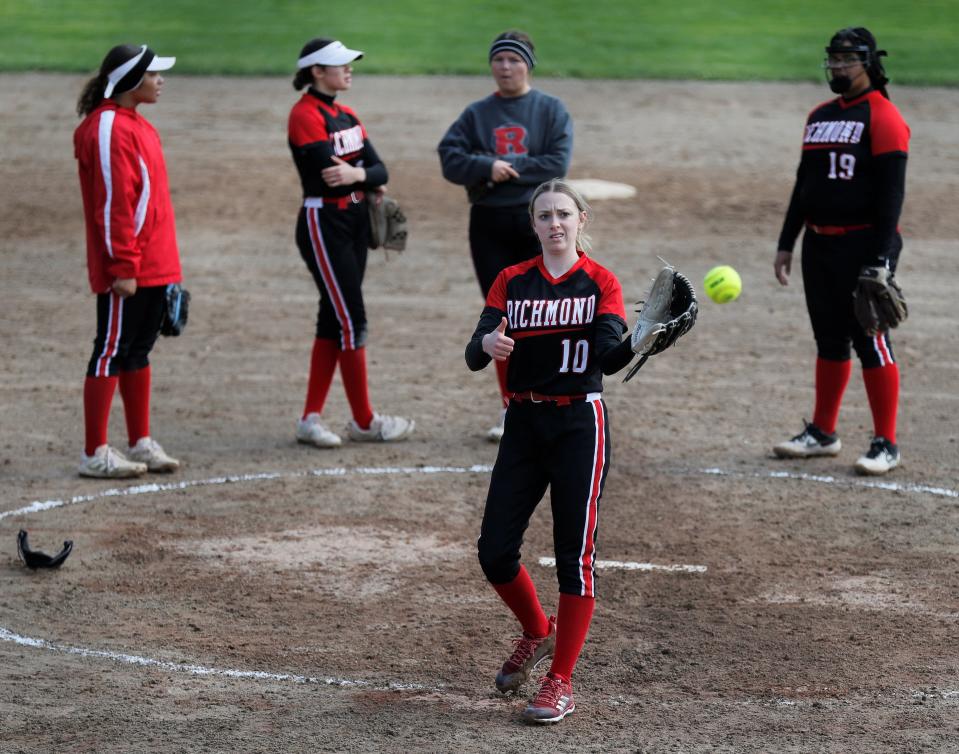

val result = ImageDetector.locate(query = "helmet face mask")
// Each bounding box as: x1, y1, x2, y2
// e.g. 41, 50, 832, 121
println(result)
822, 26, 890, 97
822, 50, 870, 71
822, 32, 870, 92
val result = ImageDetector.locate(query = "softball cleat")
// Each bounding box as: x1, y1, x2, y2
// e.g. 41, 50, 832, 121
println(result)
346, 413, 414, 443
127, 437, 180, 472
486, 409, 506, 443
522, 673, 575, 724
78, 444, 148, 479
854, 437, 900, 475
296, 413, 343, 448
773, 422, 841, 458
495, 615, 556, 694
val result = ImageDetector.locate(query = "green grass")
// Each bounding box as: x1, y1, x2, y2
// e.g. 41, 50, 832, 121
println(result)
1, 0, 957, 84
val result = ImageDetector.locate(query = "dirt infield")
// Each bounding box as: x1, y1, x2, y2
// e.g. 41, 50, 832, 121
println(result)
2, 73, 958, 753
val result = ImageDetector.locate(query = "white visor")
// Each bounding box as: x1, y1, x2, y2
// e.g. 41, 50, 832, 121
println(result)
104, 45, 176, 98
147, 54, 176, 72
297, 40, 363, 69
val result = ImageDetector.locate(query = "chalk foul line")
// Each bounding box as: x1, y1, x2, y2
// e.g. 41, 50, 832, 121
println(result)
3, 625, 955, 706
0, 625, 428, 691
701, 467, 958, 500
0, 464, 495, 521
537, 557, 706, 573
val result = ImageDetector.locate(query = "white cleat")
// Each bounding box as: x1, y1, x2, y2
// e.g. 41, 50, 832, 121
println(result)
346, 413, 415, 443
296, 413, 343, 448
127, 437, 180, 472
486, 409, 506, 443
773, 422, 841, 458
854, 437, 900, 476
79, 444, 148, 479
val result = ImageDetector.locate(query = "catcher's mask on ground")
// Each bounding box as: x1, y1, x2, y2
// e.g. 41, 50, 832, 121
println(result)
17, 530, 74, 570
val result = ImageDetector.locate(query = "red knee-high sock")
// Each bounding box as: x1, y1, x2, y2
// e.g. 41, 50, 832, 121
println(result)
549, 593, 595, 682
339, 347, 374, 429
494, 359, 510, 408
83, 375, 118, 455
303, 338, 340, 418
812, 357, 852, 435
491, 565, 550, 638
862, 363, 899, 443
118, 366, 151, 447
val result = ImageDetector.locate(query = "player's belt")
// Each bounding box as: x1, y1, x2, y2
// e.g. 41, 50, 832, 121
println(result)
806, 222, 872, 236
509, 392, 593, 406
304, 192, 364, 210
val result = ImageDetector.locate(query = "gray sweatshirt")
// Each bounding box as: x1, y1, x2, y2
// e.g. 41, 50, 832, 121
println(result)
438, 88, 573, 208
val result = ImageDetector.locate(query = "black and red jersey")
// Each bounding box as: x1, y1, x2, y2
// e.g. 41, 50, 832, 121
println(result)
466, 252, 630, 395
796, 89, 908, 225
288, 88, 387, 198
778, 89, 910, 260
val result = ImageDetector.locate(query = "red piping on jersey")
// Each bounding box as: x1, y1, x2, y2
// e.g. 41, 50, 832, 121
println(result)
511, 327, 584, 340
802, 143, 851, 151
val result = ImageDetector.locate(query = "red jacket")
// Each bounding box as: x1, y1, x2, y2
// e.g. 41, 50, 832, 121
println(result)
74, 103, 182, 293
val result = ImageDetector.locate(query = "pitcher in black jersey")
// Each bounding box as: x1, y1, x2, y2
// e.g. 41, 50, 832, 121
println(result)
288, 38, 413, 447
773, 28, 909, 476
466, 179, 641, 724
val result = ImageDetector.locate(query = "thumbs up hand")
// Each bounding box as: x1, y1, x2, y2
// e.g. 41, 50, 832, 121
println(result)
482, 317, 514, 361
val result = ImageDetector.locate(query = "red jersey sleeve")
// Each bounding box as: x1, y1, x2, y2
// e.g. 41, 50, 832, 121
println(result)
596, 267, 626, 320
288, 98, 328, 147
485, 269, 508, 311
870, 95, 910, 156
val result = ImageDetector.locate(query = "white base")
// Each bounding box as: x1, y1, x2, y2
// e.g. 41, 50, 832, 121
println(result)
566, 178, 637, 201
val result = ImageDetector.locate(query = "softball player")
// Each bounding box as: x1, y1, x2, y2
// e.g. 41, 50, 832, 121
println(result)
74, 44, 182, 478
466, 180, 639, 724
440, 30, 573, 442
288, 38, 413, 447
773, 27, 909, 476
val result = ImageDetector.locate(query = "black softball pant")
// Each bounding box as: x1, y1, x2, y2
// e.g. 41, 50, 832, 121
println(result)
801, 227, 901, 368
87, 286, 164, 377
469, 203, 541, 298
296, 200, 370, 349
478, 395, 610, 597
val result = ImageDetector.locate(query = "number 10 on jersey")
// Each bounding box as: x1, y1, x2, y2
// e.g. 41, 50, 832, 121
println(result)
559, 338, 589, 373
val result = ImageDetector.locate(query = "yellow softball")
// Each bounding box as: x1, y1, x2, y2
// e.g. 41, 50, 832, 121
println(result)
703, 265, 742, 304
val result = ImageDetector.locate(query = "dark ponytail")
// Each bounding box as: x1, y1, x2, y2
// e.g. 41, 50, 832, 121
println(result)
855, 27, 891, 99
76, 43, 144, 116
76, 73, 108, 116
292, 67, 315, 91
292, 37, 335, 90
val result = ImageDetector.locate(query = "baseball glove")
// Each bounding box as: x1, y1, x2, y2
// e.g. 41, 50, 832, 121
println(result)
159, 283, 190, 337
623, 264, 698, 382
853, 265, 908, 336
17, 530, 73, 570
368, 194, 408, 252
